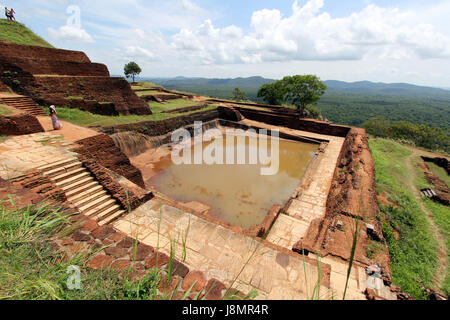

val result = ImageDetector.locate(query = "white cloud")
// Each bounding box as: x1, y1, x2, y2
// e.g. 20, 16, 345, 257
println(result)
124, 46, 156, 59
48, 25, 94, 43
170, 0, 450, 65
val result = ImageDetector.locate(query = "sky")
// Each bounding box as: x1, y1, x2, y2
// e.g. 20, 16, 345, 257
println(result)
2, 0, 450, 87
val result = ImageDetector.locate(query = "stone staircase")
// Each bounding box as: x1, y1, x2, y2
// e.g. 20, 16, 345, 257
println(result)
38, 157, 127, 226
0, 96, 47, 116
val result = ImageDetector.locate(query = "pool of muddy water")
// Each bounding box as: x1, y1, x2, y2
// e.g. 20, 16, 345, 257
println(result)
141, 135, 318, 229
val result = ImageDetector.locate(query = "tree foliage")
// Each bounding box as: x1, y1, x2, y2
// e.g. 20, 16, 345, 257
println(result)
257, 74, 327, 114
230, 87, 246, 101
282, 75, 327, 112
256, 82, 285, 105
124, 61, 142, 83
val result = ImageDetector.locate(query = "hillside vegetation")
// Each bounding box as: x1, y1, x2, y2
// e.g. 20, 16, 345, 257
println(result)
369, 138, 440, 299
0, 19, 53, 48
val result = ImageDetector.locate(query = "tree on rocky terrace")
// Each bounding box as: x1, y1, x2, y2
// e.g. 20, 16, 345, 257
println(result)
230, 87, 246, 102
281, 75, 327, 115
124, 61, 142, 84
257, 74, 327, 116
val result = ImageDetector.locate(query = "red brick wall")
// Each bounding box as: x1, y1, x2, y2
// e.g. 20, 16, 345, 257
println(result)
0, 42, 151, 116
0, 113, 44, 135
1, 57, 109, 77
0, 42, 90, 62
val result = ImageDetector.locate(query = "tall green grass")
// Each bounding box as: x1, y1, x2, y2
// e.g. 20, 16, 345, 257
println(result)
369, 138, 439, 299
0, 199, 161, 300
148, 99, 203, 113
0, 19, 53, 48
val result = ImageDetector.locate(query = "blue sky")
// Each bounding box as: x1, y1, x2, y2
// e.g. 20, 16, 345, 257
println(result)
2, 0, 450, 87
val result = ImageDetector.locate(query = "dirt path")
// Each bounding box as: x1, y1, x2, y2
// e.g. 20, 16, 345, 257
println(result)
405, 150, 447, 291
36, 116, 99, 143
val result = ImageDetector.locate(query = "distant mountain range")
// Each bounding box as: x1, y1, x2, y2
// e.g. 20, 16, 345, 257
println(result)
137, 76, 450, 100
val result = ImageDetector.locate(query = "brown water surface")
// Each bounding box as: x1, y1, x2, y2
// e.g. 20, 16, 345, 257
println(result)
148, 136, 318, 229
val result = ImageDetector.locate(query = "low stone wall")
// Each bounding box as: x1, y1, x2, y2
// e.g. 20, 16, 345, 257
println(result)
73, 134, 146, 189
417, 162, 449, 206
217, 106, 244, 122
421, 156, 450, 175
235, 107, 351, 137
11, 169, 68, 204
0, 113, 44, 135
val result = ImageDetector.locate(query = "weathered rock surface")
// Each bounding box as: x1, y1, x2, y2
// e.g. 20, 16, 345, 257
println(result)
74, 134, 146, 189
294, 128, 391, 278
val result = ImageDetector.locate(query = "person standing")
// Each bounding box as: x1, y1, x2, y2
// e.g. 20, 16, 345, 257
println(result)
9, 8, 16, 21
49, 105, 62, 130
4, 7, 10, 20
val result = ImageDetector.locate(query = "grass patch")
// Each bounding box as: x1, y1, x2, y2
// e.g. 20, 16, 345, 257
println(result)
135, 90, 163, 97
0, 104, 13, 115
132, 81, 162, 89
422, 199, 450, 296
55, 105, 216, 127
0, 19, 53, 48
67, 96, 84, 101
148, 99, 203, 113
0, 135, 10, 143
369, 138, 439, 299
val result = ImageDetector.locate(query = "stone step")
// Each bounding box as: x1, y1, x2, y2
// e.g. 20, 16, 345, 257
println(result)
12, 106, 44, 109
78, 194, 112, 212
94, 204, 122, 222
58, 175, 93, 191
14, 108, 45, 112
67, 183, 103, 202
52, 167, 86, 183
98, 209, 126, 226
0, 98, 34, 101
38, 158, 78, 172
45, 162, 83, 178
65, 181, 100, 199
83, 198, 117, 217
72, 189, 107, 209
56, 171, 91, 188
